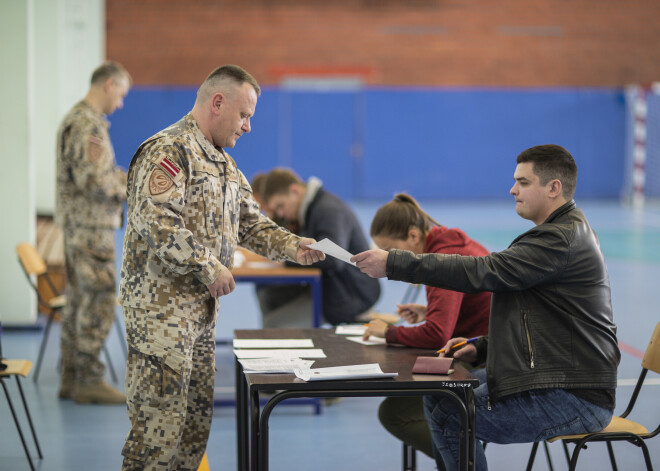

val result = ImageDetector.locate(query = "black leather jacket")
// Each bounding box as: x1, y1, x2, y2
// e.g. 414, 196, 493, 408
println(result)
386, 201, 620, 401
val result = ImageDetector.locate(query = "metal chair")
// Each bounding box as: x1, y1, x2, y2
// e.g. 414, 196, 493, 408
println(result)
16, 242, 122, 383
527, 321, 660, 470
0, 359, 43, 471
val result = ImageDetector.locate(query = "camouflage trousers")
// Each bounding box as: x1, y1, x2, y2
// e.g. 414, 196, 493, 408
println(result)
61, 227, 117, 385
121, 301, 217, 471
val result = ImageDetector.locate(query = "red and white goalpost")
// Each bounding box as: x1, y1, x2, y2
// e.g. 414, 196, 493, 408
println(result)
624, 83, 660, 207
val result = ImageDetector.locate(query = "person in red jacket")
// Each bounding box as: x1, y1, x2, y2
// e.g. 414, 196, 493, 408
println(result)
363, 193, 490, 461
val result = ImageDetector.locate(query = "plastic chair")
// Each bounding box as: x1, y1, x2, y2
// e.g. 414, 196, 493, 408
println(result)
527, 321, 660, 470
0, 359, 43, 471
16, 242, 122, 384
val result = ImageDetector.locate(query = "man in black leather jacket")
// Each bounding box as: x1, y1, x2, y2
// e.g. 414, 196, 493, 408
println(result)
352, 144, 620, 471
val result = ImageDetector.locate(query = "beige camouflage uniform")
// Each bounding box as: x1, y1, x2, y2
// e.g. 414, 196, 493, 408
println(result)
55, 100, 127, 387
120, 113, 302, 471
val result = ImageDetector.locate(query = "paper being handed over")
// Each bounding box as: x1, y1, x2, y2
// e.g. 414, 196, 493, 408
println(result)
307, 238, 355, 266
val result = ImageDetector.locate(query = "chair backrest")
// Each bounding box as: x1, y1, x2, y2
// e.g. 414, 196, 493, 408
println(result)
16, 242, 47, 277
642, 321, 660, 375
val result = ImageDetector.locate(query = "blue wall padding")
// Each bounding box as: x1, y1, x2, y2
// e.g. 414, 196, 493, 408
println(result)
109, 86, 625, 201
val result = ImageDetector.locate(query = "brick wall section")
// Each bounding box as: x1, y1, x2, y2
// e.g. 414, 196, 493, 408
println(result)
106, 0, 660, 87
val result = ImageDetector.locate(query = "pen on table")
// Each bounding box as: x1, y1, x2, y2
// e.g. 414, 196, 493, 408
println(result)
437, 337, 479, 354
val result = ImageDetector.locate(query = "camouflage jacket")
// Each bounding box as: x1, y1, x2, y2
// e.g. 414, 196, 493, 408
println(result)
55, 101, 127, 230
120, 113, 302, 310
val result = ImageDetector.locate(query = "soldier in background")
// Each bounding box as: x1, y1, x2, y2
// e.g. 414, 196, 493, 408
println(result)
55, 61, 131, 404
119, 65, 324, 470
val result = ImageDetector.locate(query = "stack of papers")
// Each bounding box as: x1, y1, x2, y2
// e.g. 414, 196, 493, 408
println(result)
346, 336, 386, 345
238, 358, 315, 374
233, 339, 314, 349
335, 325, 367, 335
234, 336, 394, 382
294, 363, 398, 382
233, 349, 326, 359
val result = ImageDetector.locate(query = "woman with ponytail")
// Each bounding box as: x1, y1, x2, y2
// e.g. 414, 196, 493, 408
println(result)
364, 193, 490, 461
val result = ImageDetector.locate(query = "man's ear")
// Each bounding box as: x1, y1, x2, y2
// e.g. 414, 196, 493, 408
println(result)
211, 92, 225, 115
548, 179, 563, 199
289, 183, 303, 196
103, 77, 114, 92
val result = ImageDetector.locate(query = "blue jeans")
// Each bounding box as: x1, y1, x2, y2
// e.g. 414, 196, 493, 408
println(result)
423, 369, 613, 471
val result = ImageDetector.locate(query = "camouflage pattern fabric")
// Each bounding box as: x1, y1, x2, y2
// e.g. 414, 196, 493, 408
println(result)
121, 305, 215, 471
55, 100, 127, 385
120, 113, 303, 469
60, 227, 118, 384
55, 100, 127, 229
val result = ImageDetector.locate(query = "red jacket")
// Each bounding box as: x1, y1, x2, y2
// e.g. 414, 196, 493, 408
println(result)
385, 226, 490, 349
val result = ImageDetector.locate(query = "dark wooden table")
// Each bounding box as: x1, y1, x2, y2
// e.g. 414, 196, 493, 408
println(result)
234, 328, 479, 471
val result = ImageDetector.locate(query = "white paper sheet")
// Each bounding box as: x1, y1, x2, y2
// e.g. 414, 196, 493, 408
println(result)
233, 349, 327, 359
335, 325, 368, 335
238, 358, 315, 373
346, 335, 387, 345
308, 238, 356, 266
233, 339, 314, 349
294, 363, 397, 381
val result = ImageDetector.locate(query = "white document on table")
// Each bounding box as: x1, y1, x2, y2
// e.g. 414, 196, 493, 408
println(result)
238, 358, 315, 373
294, 363, 397, 381
233, 339, 314, 349
335, 325, 367, 335
233, 349, 327, 359
308, 238, 356, 266
346, 335, 387, 346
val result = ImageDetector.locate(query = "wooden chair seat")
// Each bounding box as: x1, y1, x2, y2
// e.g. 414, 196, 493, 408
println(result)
48, 295, 66, 310
0, 359, 33, 378
548, 416, 649, 443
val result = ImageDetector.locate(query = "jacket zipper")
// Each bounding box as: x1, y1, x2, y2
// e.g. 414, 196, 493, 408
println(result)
523, 312, 535, 368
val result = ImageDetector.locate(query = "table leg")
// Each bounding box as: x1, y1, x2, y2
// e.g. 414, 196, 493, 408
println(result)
311, 278, 322, 328
236, 358, 248, 471
465, 385, 476, 471
250, 388, 261, 471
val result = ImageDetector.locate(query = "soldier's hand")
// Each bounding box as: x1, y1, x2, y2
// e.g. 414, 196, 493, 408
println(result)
351, 248, 388, 278
296, 238, 325, 265
206, 266, 236, 298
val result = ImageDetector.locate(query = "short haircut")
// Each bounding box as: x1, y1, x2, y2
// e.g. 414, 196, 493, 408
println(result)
90, 61, 132, 86
262, 168, 302, 203
370, 193, 439, 240
196, 64, 261, 103
516, 144, 578, 199
250, 173, 268, 199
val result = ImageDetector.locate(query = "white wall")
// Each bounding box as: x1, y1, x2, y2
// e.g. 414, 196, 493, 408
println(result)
0, 0, 104, 325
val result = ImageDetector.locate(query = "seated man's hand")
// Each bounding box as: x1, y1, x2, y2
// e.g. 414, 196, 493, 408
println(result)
439, 337, 478, 363
351, 248, 388, 278
296, 238, 326, 265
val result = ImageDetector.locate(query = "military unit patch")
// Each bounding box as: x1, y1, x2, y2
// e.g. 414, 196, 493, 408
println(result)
149, 168, 174, 195
87, 135, 104, 161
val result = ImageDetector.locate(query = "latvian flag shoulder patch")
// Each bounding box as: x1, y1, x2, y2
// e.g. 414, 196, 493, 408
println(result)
156, 155, 184, 184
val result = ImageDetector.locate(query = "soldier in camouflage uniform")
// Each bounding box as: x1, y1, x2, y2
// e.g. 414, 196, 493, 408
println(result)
119, 65, 324, 471
55, 61, 131, 404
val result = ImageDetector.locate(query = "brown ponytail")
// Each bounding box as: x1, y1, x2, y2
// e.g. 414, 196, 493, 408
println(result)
370, 193, 439, 240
